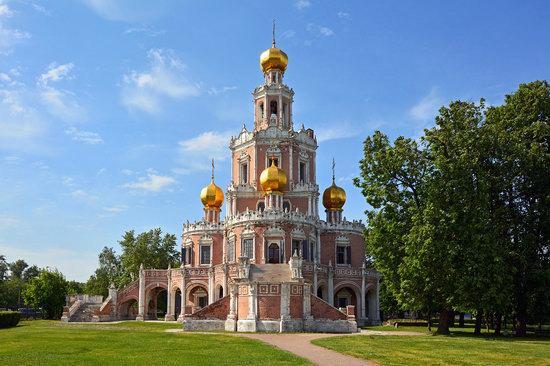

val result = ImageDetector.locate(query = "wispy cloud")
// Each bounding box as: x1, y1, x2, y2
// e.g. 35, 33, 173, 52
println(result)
65, 126, 104, 145
281, 30, 296, 40
121, 48, 200, 114
294, 0, 311, 10
208, 85, 237, 96
0, 2, 31, 52
32, 3, 51, 16
37, 62, 85, 122
102, 204, 128, 213
124, 25, 165, 37
124, 173, 176, 192
174, 131, 234, 175
316, 123, 360, 142
337, 11, 351, 21
82, 0, 173, 22
409, 87, 442, 121
306, 23, 334, 38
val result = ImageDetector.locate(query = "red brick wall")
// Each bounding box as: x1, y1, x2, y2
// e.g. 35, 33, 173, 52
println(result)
311, 295, 347, 320
289, 295, 303, 318
189, 296, 229, 320
257, 295, 280, 319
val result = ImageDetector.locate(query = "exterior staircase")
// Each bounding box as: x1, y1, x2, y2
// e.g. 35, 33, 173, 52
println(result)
68, 303, 102, 322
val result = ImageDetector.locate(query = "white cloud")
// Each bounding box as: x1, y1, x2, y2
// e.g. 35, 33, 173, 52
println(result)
409, 87, 442, 121
0, 3, 14, 17
2, 155, 20, 164
32, 3, 51, 15
294, 0, 311, 10
0, 214, 20, 231
124, 25, 165, 37
0, 2, 31, 52
82, 0, 173, 22
306, 23, 334, 37
175, 131, 233, 175
121, 168, 134, 175
337, 11, 351, 20
121, 48, 200, 114
37, 63, 84, 122
102, 204, 128, 213
208, 85, 237, 96
316, 123, 359, 142
124, 174, 176, 192
281, 30, 296, 40
70, 189, 98, 201
38, 63, 74, 86
65, 126, 104, 144
0, 89, 46, 151
61, 176, 75, 187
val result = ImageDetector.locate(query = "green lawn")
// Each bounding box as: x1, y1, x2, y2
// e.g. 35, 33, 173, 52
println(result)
313, 333, 550, 366
0, 320, 310, 366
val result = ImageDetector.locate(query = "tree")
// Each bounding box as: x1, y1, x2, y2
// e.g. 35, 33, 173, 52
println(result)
23, 269, 68, 319
118, 228, 178, 285
484, 81, 550, 336
85, 247, 121, 297
9, 259, 28, 279
67, 280, 85, 295
0, 255, 8, 282
23, 265, 41, 282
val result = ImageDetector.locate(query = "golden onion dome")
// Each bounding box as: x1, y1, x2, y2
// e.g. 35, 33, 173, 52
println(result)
200, 180, 224, 209
323, 180, 346, 211
260, 159, 287, 193
200, 160, 224, 209
260, 44, 288, 74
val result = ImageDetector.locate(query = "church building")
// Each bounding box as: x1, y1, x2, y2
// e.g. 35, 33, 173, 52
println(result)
63, 36, 381, 333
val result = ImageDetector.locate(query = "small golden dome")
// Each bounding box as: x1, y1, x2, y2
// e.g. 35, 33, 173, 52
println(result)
260, 45, 288, 73
260, 159, 287, 193
323, 181, 346, 211
200, 180, 224, 209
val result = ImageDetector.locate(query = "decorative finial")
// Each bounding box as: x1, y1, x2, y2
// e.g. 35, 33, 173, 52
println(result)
332, 158, 336, 182
211, 158, 215, 181
272, 19, 276, 47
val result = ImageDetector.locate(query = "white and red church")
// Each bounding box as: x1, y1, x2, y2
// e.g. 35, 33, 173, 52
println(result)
63, 38, 381, 333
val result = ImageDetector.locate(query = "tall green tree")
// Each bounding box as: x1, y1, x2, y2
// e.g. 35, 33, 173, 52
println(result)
118, 228, 178, 285
484, 80, 550, 336
9, 259, 28, 279
23, 269, 68, 319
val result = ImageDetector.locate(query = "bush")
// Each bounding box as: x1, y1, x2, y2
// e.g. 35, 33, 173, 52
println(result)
0, 311, 21, 328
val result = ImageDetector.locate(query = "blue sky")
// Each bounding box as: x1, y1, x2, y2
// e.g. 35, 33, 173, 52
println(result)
1, 0, 549, 282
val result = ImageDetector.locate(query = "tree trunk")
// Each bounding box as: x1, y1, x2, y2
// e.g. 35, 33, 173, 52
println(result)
435, 309, 451, 335
516, 296, 528, 337
494, 312, 502, 336
459, 312, 465, 328
427, 310, 432, 332
449, 310, 455, 327
474, 310, 482, 335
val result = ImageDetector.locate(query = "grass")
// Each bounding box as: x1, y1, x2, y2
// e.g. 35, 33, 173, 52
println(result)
313, 332, 550, 366
0, 320, 310, 366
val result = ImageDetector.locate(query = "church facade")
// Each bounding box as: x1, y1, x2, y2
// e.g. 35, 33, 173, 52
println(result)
64, 38, 381, 333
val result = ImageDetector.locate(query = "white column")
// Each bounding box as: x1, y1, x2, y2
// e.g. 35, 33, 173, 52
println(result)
137, 265, 145, 321
248, 283, 257, 319
361, 267, 366, 320
178, 268, 186, 322
165, 269, 175, 321
328, 265, 334, 306
232, 194, 237, 216
375, 277, 381, 322
208, 267, 214, 304
289, 145, 293, 184
303, 284, 311, 318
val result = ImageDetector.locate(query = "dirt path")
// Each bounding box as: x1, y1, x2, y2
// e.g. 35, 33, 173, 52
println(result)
238, 332, 377, 366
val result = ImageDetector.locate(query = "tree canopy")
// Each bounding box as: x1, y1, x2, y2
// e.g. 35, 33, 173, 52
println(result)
355, 80, 550, 336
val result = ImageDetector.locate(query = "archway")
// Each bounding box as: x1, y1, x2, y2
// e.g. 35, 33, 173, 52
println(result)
188, 285, 208, 313
146, 286, 167, 320
268, 243, 280, 263
119, 298, 138, 320
316, 285, 326, 301
334, 286, 357, 309
174, 288, 182, 317
215, 284, 224, 300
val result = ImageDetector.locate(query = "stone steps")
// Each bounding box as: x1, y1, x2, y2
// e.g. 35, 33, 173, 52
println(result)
68, 303, 101, 322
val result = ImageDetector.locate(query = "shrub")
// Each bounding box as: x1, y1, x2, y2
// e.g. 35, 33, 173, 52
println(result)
0, 311, 21, 328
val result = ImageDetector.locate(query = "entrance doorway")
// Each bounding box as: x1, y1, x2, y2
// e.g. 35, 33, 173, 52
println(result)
268, 243, 280, 263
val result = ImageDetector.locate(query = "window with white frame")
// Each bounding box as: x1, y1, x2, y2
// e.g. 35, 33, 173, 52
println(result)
200, 245, 211, 265
227, 239, 235, 262
336, 244, 351, 265
242, 238, 253, 259
240, 162, 248, 184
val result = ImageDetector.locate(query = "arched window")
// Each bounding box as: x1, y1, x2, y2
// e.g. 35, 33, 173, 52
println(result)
268, 243, 280, 263
257, 202, 265, 212
259, 103, 264, 118
270, 101, 278, 116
